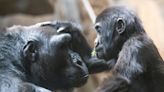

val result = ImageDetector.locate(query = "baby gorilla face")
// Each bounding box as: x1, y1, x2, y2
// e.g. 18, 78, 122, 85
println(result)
11, 22, 89, 90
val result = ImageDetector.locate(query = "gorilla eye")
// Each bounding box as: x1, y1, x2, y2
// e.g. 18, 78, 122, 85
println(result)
95, 25, 102, 33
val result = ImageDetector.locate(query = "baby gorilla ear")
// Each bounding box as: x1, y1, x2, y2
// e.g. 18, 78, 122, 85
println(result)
23, 41, 38, 62
115, 18, 126, 34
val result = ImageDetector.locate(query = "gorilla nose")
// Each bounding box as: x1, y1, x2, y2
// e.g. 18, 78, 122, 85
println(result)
74, 60, 83, 66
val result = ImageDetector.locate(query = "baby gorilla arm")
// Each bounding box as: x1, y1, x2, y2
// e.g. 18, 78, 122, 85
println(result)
86, 58, 110, 74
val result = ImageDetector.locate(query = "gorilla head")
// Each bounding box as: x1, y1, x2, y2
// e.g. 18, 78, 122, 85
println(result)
94, 7, 144, 61
1, 22, 88, 91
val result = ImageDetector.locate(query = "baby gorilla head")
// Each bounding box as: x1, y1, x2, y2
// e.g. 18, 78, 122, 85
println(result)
94, 7, 139, 60
5, 22, 88, 91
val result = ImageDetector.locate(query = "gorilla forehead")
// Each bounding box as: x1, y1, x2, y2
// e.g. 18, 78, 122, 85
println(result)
96, 6, 136, 24
7, 23, 62, 42
41, 21, 82, 32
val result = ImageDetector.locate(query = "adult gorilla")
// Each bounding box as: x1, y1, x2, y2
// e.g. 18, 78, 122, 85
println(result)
0, 22, 89, 92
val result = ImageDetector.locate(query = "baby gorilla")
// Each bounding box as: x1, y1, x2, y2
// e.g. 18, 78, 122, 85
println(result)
94, 6, 164, 92
0, 22, 88, 92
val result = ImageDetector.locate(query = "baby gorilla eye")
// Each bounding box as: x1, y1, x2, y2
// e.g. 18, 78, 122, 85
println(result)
95, 23, 102, 33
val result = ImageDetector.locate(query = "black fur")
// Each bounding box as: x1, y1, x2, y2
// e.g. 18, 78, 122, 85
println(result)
42, 21, 110, 74
94, 6, 164, 92
0, 22, 88, 92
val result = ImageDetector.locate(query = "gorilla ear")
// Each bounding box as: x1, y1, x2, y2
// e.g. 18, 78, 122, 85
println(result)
115, 18, 126, 34
23, 41, 38, 62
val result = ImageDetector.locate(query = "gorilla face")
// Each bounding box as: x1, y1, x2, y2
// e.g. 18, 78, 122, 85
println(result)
94, 8, 131, 61
94, 22, 110, 60
94, 19, 121, 60
7, 22, 89, 90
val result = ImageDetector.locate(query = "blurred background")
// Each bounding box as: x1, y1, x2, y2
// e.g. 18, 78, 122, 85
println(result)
0, 0, 164, 91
